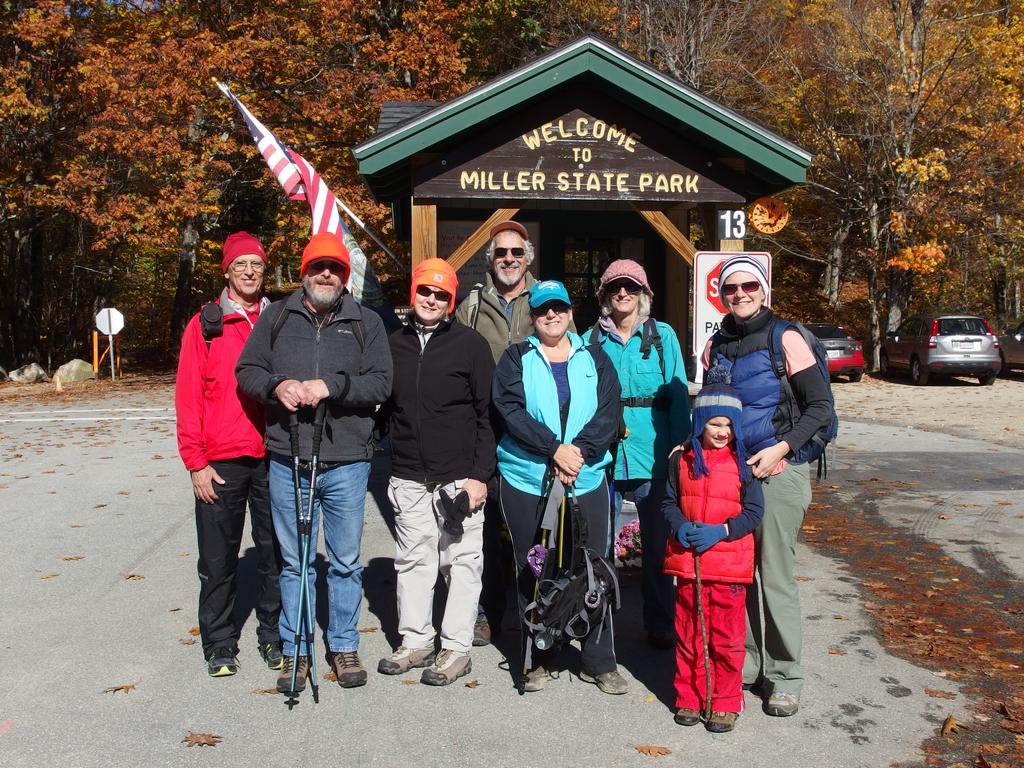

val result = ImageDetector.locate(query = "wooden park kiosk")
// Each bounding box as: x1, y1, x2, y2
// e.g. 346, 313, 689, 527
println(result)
352, 36, 811, 357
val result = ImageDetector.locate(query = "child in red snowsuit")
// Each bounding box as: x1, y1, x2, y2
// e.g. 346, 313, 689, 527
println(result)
661, 369, 764, 733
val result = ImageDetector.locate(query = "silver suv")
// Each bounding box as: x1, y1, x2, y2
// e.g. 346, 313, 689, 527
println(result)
880, 314, 1001, 386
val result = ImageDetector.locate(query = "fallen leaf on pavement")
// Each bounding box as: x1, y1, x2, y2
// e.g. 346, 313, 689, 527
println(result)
179, 638, 196, 645
188, 626, 201, 636
323, 672, 337, 682
93, 503, 107, 508
168, 607, 181, 612
38, 573, 59, 580
400, 679, 417, 685
103, 682, 137, 694
643, 694, 655, 703
62, 555, 84, 561
794, 576, 814, 582
941, 714, 959, 736
924, 688, 956, 699
357, 626, 378, 633
464, 679, 480, 688
124, 573, 144, 580
252, 688, 279, 695
828, 646, 846, 655
182, 732, 221, 747
635, 745, 672, 756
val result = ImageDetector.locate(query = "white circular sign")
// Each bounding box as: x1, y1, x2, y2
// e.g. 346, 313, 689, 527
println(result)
95, 307, 125, 336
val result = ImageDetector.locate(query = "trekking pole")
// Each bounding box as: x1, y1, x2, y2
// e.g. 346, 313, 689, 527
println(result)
286, 411, 305, 705
301, 402, 327, 704
694, 554, 713, 722
286, 403, 326, 705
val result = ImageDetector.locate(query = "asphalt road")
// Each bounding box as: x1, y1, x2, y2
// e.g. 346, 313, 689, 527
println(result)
3, 382, 1015, 767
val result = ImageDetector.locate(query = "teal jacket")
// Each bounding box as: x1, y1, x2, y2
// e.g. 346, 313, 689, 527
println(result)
493, 333, 620, 495
586, 318, 691, 480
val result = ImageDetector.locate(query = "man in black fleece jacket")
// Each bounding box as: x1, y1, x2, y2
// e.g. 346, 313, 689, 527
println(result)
236, 233, 392, 693
377, 258, 495, 686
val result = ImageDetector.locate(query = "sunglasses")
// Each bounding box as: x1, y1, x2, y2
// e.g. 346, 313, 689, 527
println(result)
415, 284, 452, 303
605, 280, 642, 295
493, 247, 526, 259
306, 259, 347, 275
531, 301, 570, 317
720, 280, 762, 297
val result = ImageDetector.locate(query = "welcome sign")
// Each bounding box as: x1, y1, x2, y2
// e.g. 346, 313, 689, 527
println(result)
415, 108, 745, 203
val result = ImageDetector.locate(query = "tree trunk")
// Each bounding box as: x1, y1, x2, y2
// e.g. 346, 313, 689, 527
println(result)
991, 257, 1007, 330
169, 217, 200, 349
2, 214, 44, 367
822, 219, 850, 307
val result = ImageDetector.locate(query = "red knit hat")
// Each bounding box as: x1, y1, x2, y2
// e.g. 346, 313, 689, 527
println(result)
300, 232, 350, 278
222, 231, 268, 272
410, 258, 458, 313
597, 259, 653, 297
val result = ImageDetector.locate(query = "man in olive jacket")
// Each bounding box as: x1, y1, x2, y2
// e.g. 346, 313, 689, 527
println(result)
236, 232, 392, 693
453, 220, 574, 645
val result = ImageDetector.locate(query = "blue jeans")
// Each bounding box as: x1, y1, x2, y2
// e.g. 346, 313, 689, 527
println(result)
614, 479, 673, 637
269, 454, 371, 655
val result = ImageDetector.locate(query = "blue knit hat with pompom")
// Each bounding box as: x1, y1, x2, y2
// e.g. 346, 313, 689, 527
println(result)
690, 364, 748, 479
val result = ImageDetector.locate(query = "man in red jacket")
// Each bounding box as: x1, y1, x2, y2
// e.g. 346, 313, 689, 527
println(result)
175, 231, 283, 678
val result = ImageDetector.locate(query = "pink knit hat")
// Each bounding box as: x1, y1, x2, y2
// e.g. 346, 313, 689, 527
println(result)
597, 259, 652, 297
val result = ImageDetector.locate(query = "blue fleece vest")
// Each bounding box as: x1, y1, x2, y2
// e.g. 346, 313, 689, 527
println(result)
711, 328, 782, 455
497, 333, 612, 495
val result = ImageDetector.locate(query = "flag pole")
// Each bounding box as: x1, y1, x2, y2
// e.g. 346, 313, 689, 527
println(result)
216, 80, 407, 274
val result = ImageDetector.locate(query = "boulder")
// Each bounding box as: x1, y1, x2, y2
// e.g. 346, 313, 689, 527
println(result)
55, 358, 96, 383
0, 366, 7, 381
8, 362, 49, 383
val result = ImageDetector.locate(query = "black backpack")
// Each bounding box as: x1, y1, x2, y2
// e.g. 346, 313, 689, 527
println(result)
523, 546, 621, 650
767, 319, 839, 479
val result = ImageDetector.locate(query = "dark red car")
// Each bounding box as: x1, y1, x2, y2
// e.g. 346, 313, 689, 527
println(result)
807, 323, 865, 382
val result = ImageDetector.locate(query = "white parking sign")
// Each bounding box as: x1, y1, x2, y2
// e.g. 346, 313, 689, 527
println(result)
95, 308, 125, 336
692, 252, 771, 384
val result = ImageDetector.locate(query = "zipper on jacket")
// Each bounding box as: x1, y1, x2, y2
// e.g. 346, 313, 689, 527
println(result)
415, 342, 428, 483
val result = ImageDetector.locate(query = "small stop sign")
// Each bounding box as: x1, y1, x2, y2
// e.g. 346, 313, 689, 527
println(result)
706, 263, 726, 314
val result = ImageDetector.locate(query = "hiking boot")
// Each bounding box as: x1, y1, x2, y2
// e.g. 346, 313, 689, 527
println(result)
578, 668, 629, 695
377, 646, 436, 675
522, 666, 553, 692
673, 708, 701, 727
706, 711, 738, 733
206, 647, 239, 678
331, 651, 368, 688
276, 654, 310, 693
765, 691, 800, 717
420, 649, 472, 686
472, 616, 491, 647
258, 641, 284, 670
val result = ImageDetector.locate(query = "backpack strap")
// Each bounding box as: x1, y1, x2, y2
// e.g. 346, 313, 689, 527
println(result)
268, 300, 364, 352
199, 301, 223, 347
639, 318, 666, 382
468, 284, 483, 330
766, 318, 791, 379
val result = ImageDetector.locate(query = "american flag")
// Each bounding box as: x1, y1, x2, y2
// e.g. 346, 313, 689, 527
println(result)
217, 81, 385, 307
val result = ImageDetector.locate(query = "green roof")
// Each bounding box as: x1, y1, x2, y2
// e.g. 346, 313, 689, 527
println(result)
353, 36, 811, 201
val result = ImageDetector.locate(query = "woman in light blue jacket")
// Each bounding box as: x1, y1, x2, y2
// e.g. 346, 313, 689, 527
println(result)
586, 259, 691, 650
492, 280, 625, 695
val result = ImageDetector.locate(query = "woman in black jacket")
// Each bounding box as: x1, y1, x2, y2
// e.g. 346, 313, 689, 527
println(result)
379, 258, 495, 686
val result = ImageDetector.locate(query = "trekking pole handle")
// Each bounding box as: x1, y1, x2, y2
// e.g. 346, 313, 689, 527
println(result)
311, 401, 327, 457
289, 411, 301, 459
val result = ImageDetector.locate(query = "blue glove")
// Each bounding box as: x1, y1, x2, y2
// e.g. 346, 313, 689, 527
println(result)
685, 523, 728, 554
675, 521, 697, 546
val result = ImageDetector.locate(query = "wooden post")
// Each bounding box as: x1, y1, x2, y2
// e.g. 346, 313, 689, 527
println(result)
411, 199, 437, 269
445, 208, 521, 270
92, 331, 99, 373
634, 206, 696, 355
